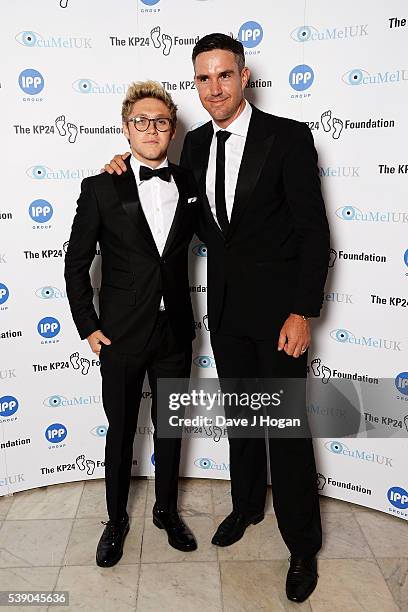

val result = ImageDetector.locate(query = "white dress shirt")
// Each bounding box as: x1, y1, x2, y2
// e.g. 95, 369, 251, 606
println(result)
130, 155, 179, 310
206, 99, 252, 225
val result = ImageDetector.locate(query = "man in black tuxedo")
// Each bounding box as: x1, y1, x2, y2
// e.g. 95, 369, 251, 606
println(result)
104, 35, 330, 601
65, 81, 198, 568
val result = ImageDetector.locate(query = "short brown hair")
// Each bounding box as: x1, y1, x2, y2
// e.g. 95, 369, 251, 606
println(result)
192, 33, 245, 73
121, 80, 177, 129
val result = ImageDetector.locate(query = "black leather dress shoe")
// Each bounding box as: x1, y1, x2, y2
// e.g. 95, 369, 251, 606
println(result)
211, 510, 264, 547
286, 555, 318, 602
153, 504, 197, 552
96, 513, 129, 568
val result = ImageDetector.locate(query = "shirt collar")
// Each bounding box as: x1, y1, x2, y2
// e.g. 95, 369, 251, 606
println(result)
130, 154, 169, 186
212, 99, 252, 138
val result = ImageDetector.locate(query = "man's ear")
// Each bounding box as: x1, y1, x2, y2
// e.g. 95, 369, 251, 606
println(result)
171, 125, 177, 141
241, 66, 251, 89
122, 121, 130, 142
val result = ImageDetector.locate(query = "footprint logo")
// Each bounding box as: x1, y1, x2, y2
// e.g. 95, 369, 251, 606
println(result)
212, 425, 222, 442
70, 352, 80, 370
317, 473, 326, 491
86, 459, 95, 475
59, 0, 68, 7
162, 33, 172, 56
67, 122, 78, 143
150, 26, 161, 49
329, 248, 337, 268
80, 358, 90, 375
310, 358, 331, 384
55, 115, 66, 136
203, 315, 209, 332
321, 110, 332, 132
311, 358, 321, 377
404, 415, 408, 433
76, 454, 86, 470
332, 117, 343, 140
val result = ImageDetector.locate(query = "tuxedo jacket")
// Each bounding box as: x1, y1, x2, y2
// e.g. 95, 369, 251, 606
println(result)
64, 157, 198, 353
180, 104, 330, 338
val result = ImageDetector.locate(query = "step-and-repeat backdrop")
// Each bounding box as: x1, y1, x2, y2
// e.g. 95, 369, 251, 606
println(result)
1, 0, 407, 520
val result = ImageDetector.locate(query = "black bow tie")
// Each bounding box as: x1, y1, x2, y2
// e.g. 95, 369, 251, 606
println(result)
139, 165, 172, 182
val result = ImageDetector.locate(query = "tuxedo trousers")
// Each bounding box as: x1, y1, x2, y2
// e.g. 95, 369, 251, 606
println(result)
210, 330, 322, 558
99, 311, 192, 522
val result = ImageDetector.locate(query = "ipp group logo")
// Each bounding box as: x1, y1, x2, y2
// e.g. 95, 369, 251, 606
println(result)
387, 486, 408, 517
139, 0, 161, 11
238, 21, 263, 54
18, 69, 44, 100
45, 423, 67, 447
36, 286, 67, 300
0, 396, 19, 419
290, 24, 368, 43
289, 64, 314, 95
335, 205, 407, 224
395, 372, 408, 397
330, 328, 402, 351
192, 243, 207, 257
404, 249, 408, 276
37, 317, 61, 343
193, 355, 216, 368
15, 31, 91, 49
72, 78, 128, 95
342, 67, 408, 86
0, 283, 9, 308
28, 199, 53, 228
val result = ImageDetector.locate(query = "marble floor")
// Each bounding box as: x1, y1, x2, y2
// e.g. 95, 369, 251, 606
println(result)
0, 478, 406, 611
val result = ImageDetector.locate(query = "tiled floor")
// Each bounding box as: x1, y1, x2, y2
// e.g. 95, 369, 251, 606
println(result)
0, 478, 406, 611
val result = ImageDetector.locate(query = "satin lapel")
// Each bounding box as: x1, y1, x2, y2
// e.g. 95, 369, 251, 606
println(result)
112, 157, 160, 257
227, 108, 275, 238
162, 164, 187, 257
190, 123, 224, 239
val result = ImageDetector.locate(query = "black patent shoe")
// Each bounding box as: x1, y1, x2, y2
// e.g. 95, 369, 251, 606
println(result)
153, 503, 197, 552
286, 555, 318, 602
96, 513, 129, 567
211, 510, 264, 547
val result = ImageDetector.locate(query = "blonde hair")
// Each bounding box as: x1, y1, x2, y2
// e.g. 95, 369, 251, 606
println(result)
121, 80, 177, 129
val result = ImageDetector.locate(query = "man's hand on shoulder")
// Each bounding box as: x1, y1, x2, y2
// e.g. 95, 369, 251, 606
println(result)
100, 152, 131, 175
277, 314, 311, 358
87, 330, 111, 354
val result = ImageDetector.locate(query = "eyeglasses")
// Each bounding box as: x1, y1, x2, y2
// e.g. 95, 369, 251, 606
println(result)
127, 116, 172, 132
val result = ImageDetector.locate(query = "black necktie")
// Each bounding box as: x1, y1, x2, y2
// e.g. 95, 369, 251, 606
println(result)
215, 130, 231, 233
139, 165, 172, 182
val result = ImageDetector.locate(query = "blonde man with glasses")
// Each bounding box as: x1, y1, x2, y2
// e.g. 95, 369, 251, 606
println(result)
65, 81, 199, 567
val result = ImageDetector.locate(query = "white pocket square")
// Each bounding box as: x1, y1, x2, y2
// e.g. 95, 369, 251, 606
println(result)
187, 197, 197, 203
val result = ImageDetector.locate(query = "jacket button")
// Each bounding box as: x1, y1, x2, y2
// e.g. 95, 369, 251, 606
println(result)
161, 259, 167, 265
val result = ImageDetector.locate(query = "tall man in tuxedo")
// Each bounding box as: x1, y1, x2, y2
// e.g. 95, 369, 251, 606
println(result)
104, 35, 330, 601
65, 81, 198, 568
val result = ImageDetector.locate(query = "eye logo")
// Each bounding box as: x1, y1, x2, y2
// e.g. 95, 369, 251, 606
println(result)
18, 68, 45, 95
26, 165, 50, 180
193, 355, 215, 368
29, 199, 53, 223
36, 287, 58, 299
37, 317, 61, 338
330, 328, 355, 343
0, 283, 9, 305
335, 205, 362, 221
238, 21, 263, 49
387, 486, 408, 510
0, 395, 19, 418
90, 425, 108, 437
45, 423, 67, 444
324, 440, 347, 454
342, 68, 369, 86
43, 395, 66, 408
289, 64, 314, 91
194, 457, 213, 469
72, 78, 97, 94
192, 243, 207, 257
395, 372, 408, 396
15, 31, 40, 47
290, 25, 318, 42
